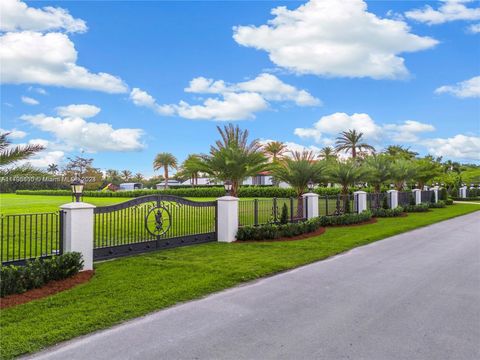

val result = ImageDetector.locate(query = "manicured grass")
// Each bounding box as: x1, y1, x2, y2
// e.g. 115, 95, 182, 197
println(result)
1, 204, 479, 359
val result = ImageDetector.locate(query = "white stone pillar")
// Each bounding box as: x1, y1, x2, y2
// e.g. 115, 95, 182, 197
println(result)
60, 202, 96, 271
432, 186, 439, 203
412, 189, 422, 204
387, 190, 398, 209
217, 196, 239, 243
459, 186, 467, 198
302, 192, 319, 219
354, 191, 367, 213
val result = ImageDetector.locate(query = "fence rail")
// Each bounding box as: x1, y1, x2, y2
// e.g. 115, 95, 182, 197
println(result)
238, 197, 308, 227
1, 211, 63, 266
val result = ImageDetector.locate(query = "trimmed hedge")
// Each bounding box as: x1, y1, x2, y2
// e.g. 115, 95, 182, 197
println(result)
236, 211, 372, 241
1, 252, 83, 297
403, 203, 430, 212
371, 206, 404, 217
429, 200, 446, 208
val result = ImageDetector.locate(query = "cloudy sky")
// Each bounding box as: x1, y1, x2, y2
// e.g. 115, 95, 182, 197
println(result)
1, 0, 479, 175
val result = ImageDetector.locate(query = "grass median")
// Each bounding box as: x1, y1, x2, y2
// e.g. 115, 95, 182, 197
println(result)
1, 203, 479, 359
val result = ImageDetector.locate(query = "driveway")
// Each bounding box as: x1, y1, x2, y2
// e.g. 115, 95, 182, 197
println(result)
26, 211, 480, 360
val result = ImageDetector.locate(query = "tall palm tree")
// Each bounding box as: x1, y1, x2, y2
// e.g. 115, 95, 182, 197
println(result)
132, 172, 144, 182
121, 170, 132, 181
47, 163, 59, 175
263, 141, 286, 162
153, 152, 178, 189
390, 159, 416, 190
335, 129, 375, 158
199, 125, 269, 197
105, 169, 121, 183
318, 146, 337, 162
273, 150, 327, 217
0, 132, 45, 175
383, 145, 418, 160
364, 155, 391, 193
328, 160, 365, 213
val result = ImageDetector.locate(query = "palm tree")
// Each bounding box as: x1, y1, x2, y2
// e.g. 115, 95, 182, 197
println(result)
153, 152, 178, 189
414, 157, 442, 189
121, 170, 132, 181
328, 160, 365, 213
0, 132, 45, 175
335, 129, 375, 158
273, 150, 327, 217
199, 124, 269, 197
318, 146, 337, 162
364, 155, 391, 193
132, 172, 144, 182
47, 163, 59, 175
390, 159, 416, 190
383, 145, 418, 160
263, 141, 286, 162
181, 154, 204, 186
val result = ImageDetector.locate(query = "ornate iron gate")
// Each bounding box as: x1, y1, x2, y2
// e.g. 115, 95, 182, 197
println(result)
93, 195, 217, 261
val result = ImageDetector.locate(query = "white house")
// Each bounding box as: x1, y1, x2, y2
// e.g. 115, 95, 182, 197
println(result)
119, 182, 143, 191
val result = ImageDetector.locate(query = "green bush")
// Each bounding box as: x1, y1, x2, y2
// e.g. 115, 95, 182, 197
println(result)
371, 206, 404, 217
1, 252, 83, 297
429, 200, 446, 208
409, 193, 416, 206
445, 198, 454, 205
279, 203, 289, 224
403, 203, 430, 213
382, 195, 389, 210
439, 188, 448, 201
236, 211, 372, 241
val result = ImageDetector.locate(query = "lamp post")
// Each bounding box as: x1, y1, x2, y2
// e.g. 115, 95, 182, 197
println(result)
224, 180, 233, 196
307, 179, 315, 192
70, 176, 85, 202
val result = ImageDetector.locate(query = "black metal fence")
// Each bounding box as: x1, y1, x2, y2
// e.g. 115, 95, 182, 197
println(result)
421, 190, 433, 203
367, 193, 388, 210
93, 195, 217, 261
238, 197, 306, 227
398, 191, 411, 207
1, 211, 64, 266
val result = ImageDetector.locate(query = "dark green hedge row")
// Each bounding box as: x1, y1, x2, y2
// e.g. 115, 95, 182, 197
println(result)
371, 206, 404, 217
0, 252, 83, 297
428, 200, 446, 208
403, 203, 430, 212
236, 211, 372, 241
467, 188, 480, 197
445, 199, 454, 205
451, 197, 480, 201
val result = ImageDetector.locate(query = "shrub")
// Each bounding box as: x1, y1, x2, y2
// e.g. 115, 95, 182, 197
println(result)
409, 193, 416, 206
371, 206, 404, 217
382, 195, 389, 210
236, 211, 372, 241
0, 252, 83, 297
430, 191, 436, 203
279, 203, 289, 224
429, 200, 446, 208
403, 203, 430, 213
445, 198, 454, 205
439, 188, 448, 201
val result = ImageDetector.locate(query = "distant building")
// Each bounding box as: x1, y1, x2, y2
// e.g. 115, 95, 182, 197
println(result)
119, 182, 143, 191
156, 179, 183, 189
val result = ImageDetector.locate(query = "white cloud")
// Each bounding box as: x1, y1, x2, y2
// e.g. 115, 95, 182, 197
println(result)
0, 128, 27, 139
384, 120, 435, 142
56, 104, 101, 118
132, 73, 320, 121
294, 112, 382, 144
233, 0, 438, 79
23, 150, 65, 168
0, 31, 128, 93
0, 0, 87, 33
424, 134, 480, 160
129, 88, 175, 115
468, 23, 480, 33
20, 108, 144, 153
405, 0, 480, 25
28, 86, 47, 95
435, 76, 480, 98
21, 96, 39, 105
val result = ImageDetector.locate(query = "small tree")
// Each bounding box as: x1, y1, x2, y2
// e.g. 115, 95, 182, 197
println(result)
280, 203, 289, 224
328, 160, 365, 214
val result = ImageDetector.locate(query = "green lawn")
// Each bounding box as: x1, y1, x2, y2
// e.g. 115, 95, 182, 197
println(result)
1, 203, 479, 359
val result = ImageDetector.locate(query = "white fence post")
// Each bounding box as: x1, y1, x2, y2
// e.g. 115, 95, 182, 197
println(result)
354, 191, 367, 213
217, 196, 239, 243
60, 202, 96, 271
459, 186, 467, 198
412, 189, 422, 205
387, 190, 398, 209
432, 186, 439, 203
302, 192, 319, 219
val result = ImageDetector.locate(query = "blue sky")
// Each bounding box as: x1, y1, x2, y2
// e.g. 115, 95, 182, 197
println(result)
1, 0, 479, 177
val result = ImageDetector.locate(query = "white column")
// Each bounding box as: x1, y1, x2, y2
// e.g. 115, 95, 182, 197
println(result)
412, 189, 422, 204
60, 202, 96, 271
432, 186, 439, 203
302, 192, 319, 219
354, 191, 367, 213
459, 186, 467, 198
387, 190, 398, 209
217, 196, 239, 243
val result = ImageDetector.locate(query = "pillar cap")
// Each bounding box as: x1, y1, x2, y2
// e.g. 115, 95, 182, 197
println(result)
387, 189, 398, 193
302, 192, 319, 197
60, 202, 96, 210
217, 195, 239, 201
353, 190, 367, 194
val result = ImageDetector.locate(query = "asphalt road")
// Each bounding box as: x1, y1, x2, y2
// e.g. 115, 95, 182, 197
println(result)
26, 211, 480, 360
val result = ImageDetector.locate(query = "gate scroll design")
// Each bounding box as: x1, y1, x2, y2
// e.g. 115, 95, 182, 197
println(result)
93, 195, 217, 261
